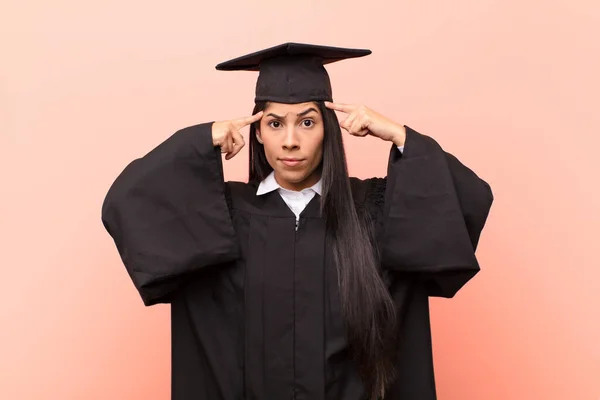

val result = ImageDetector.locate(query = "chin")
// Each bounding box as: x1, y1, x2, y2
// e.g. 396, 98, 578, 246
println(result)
277, 169, 310, 184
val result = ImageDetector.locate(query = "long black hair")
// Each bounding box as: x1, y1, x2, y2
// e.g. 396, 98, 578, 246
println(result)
248, 101, 398, 399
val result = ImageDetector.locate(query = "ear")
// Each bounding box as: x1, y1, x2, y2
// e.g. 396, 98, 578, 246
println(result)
255, 127, 264, 144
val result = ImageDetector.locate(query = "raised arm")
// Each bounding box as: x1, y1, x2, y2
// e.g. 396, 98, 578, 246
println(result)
324, 101, 493, 298
377, 127, 493, 297
101, 122, 238, 305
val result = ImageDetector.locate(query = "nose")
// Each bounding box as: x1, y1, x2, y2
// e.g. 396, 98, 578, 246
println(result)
282, 125, 300, 150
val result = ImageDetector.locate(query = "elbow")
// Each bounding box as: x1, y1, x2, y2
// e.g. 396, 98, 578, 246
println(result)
481, 177, 494, 208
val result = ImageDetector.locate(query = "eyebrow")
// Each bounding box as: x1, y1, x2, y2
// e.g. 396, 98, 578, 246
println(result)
266, 107, 318, 119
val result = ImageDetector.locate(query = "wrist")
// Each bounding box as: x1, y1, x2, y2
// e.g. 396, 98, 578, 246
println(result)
390, 124, 406, 147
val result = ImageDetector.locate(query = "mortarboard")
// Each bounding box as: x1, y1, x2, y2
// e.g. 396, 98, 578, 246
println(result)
215, 42, 371, 104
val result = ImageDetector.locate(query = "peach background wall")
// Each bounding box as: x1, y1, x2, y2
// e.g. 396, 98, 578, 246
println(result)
1, 0, 599, 399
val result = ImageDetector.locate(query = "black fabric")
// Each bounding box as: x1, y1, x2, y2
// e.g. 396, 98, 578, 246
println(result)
101, 122, 493, 399
215, 42, 371, 103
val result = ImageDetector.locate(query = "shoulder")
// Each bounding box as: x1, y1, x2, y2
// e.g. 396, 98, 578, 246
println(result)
224, 180, 260, 210
349, 176, 387, 209
225, 180, 257, 198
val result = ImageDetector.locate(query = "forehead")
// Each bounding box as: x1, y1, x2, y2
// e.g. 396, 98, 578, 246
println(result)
264, 101, 320, 116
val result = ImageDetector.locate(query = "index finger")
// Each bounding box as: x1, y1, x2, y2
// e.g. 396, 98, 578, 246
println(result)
233, 111, 264, 129
324, 101, 356, 114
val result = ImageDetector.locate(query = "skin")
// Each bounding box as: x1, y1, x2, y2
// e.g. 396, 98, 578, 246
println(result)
256, 102, 325, 191
211, 101, 407, 191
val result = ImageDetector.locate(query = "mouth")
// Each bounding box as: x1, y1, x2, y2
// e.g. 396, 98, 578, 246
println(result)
279, 158, 305, 167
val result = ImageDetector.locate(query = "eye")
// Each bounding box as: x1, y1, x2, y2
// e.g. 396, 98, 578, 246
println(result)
301, 119, 315, 128
268, 120, 282, 129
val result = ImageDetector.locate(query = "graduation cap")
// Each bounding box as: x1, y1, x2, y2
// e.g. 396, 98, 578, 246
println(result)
215, 42, 372, 104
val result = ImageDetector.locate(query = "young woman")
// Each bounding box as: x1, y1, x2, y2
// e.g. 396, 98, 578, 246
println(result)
101, 43, 493, 400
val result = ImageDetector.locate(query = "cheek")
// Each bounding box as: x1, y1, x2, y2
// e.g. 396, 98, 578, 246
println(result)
261, 137, 278, 164
310, 132, 325, 162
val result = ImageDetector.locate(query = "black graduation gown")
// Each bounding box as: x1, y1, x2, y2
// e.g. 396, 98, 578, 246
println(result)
101, 122, 493, 400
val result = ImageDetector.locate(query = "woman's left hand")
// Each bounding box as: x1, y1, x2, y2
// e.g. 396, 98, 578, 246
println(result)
324, 101, 406, 147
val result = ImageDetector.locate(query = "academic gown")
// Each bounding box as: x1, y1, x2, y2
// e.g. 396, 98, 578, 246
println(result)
101, 122, 493, 400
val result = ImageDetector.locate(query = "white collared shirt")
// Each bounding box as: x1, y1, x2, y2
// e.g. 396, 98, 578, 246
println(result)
256, 146, 404, 224
256, 171, 322, 224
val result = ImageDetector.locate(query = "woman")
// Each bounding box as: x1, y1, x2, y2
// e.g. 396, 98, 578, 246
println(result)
101, 43, 493, 400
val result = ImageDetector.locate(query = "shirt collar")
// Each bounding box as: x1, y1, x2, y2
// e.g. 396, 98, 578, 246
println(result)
256, 171, 322, 196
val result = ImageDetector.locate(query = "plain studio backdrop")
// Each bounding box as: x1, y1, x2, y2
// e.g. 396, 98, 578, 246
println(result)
1, 0, 598, 399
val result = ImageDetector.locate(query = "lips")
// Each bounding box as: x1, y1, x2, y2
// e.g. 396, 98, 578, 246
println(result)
280, 158, 304, 167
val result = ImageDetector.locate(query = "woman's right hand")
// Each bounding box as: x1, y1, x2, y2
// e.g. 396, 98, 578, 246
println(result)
211, 111, 264, 160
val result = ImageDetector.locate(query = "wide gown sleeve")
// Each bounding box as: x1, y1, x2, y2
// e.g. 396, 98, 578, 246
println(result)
101, 122, 240, 306
377, 126, 494, 298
